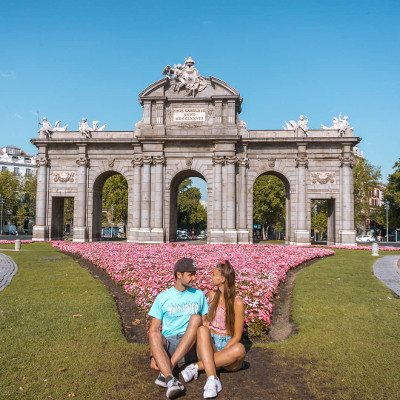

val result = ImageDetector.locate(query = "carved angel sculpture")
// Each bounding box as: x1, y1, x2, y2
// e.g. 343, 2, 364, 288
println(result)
283, 115, 308, 132
92, 121, 106, 131
38, 117, 53, 137
53, 120, 68, 131
321, 114, 353, 135
79, 118, 92, 138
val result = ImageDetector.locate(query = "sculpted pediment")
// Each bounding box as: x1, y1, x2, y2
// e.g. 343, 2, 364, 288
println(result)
138, 76, 240, 100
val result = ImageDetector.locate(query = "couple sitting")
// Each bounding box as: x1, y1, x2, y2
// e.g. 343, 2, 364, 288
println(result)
148, 258, 246, 399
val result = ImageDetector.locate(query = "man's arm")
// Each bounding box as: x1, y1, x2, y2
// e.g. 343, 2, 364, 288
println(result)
149, 317, 162, 370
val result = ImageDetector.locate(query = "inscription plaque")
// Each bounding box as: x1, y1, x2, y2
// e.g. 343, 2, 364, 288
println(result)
173, 108, 206, 122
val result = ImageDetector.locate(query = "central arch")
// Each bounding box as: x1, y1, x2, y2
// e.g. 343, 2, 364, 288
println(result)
168, 169, 208, 242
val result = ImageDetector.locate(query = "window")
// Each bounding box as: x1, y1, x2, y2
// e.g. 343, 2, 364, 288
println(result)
14, 167, 20, 176
1, 166, 7, 172
26, 168, 32, 176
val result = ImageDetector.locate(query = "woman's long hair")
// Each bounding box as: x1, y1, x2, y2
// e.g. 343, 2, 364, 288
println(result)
207, 260, 236, 336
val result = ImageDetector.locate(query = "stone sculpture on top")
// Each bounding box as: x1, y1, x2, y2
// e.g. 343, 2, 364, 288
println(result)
321, 113, 353, 135
162, 56, 207, 96
38, 117, 53, 138
79, 118, 106, 138
283, 115, 309, 132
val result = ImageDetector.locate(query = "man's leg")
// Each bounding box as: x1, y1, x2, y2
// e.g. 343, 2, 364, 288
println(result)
149, 330, 174, 378
170, 314, 202, 368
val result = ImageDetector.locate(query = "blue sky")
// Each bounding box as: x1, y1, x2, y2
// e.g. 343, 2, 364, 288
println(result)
1, 0, 399, 199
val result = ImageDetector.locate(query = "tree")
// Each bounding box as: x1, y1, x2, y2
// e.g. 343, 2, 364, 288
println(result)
177, 178, 207, 231
0, 171, 20, 225
383, 158, 400, 229
353, 156, 381, 232
310, 200, 328, 240
102, 174, 128, 227
253, 175, 286, 239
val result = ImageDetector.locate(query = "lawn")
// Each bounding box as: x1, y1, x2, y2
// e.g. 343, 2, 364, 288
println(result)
1, 243, 399, 399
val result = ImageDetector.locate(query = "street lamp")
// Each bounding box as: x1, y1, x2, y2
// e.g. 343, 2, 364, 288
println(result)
0, 194, 4, 236
384, 201, 390, 242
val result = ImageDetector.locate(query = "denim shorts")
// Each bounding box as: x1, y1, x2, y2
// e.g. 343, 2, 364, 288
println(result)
165, 334, 198, 364
211, 332, 232, 352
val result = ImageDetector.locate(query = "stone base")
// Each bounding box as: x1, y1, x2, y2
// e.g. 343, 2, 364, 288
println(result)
294, 230, 311, 246
237, 229, 250, 244
73, 226, 89, 242
32, 225, 49, 241
132, 228, 164, 243
338, 229, 356, 246
127, 228, 140, 242
209, 229, 239, 244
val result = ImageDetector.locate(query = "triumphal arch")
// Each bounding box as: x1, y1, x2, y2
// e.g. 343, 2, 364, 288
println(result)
32, 57, 360, 245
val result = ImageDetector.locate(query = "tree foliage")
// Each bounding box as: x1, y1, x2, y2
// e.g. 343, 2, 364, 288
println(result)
102, 174, 128, 226
310, 200, 328, 240
383, 158, 400, 228
353, 156, 381, 231
0, 171, 21, 222
253, 175, 286, 238
177, 178, 207, 231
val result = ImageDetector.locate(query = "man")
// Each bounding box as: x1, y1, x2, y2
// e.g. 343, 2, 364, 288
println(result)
148, 257, 208, 399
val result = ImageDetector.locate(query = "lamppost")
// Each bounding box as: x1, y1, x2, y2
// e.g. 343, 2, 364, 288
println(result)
313, 203, 317, 241
384, 201, 390, 242
111, 204, 114, 239
0, 194, 4, 236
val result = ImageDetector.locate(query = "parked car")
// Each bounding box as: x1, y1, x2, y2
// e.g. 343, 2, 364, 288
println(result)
197, 234, 206, 239
356, 235, 375, 243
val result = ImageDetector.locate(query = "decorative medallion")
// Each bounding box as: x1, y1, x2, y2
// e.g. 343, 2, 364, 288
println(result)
53, 171, 75, 183
311, 172, 336, 185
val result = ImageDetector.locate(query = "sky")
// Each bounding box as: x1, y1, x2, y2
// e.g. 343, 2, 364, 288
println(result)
1, 0, 399, 200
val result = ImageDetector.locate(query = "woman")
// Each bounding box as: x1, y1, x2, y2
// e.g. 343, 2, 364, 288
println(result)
181, 260, 246, 398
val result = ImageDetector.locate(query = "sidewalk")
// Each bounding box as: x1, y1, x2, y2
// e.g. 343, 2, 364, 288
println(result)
0, 253, 18, 291
373, 255, 400, 296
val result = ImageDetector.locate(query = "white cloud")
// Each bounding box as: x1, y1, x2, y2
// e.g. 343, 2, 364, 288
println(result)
15, 113, 23, 119
1, 71, 16, 78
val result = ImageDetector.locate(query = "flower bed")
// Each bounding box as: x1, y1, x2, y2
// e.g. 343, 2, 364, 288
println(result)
0, 240, 33, 244
52, 242, 334, 336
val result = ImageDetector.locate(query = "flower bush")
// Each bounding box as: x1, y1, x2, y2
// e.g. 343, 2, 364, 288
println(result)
0, 240, 33, 244
52, 242, 334, 336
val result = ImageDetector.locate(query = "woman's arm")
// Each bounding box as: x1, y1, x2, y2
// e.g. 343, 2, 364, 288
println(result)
224, 297, 244, 349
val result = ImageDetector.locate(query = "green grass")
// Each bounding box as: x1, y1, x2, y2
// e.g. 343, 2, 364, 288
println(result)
261, 249, 400, 400
0, 243, 153, 400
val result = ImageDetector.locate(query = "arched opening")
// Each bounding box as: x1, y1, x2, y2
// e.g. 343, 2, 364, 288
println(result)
50, 196, 74, 240
310, 199, 335, 244
252, 172, 290, 243
169, 170, 207, 242
91, 171, 128, 241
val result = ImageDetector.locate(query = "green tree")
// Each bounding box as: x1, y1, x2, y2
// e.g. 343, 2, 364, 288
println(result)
102, 174, 128, 227
311, 200, 328, 240
383, 158, 400, 229
177, 178, 207, 231
353, 156, 381, 232
0, 171, 20, 225
253, 175, 286, 239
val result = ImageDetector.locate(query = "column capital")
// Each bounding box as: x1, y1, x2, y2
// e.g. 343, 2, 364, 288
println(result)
226, 155, 238, 165
339, 155, 354, 168
142, 156, 153, 164
153, 155, 165, 165
131, 156, 143, 167
212, 155, 225, 165
76, 157, 89, 167
296, 151, 308, 168
36, 157, 49, 167
238, 155, 249, 167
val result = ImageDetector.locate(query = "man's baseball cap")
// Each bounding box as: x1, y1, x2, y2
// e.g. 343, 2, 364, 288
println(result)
174, 257, 203, 273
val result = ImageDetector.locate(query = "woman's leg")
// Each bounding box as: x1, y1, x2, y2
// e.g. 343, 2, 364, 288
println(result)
197, 342, 246, 372
195, 326, 217, 377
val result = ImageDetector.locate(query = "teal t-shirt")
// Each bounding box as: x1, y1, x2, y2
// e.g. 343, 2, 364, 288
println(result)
148, 286, 208, 337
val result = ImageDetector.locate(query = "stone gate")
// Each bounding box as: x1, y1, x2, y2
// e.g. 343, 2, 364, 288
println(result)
32, 58, 360, 245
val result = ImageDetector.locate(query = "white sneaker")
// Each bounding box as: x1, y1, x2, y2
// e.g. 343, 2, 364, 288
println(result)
154, 372, 167, 388
166, 377, 185, 399
203, 376, 222, 399
181, 363, 199, 382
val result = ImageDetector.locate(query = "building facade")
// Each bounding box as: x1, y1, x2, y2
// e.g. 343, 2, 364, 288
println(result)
31, 60, 360, 245
0, 145, 37, 177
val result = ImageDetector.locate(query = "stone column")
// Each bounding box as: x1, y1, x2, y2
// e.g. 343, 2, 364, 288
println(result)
141, 156, 152, 231
128, 156, 143, 242
73, 147, 89, 242
152, 155, 165, 242
225, 156, 237, 229
143, 101, 151, 125
237, 155, 249, 243
294, 145, 310, 245
339, 145, 356, 245
210, 155, 224, 243
32, 150, 49, 241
